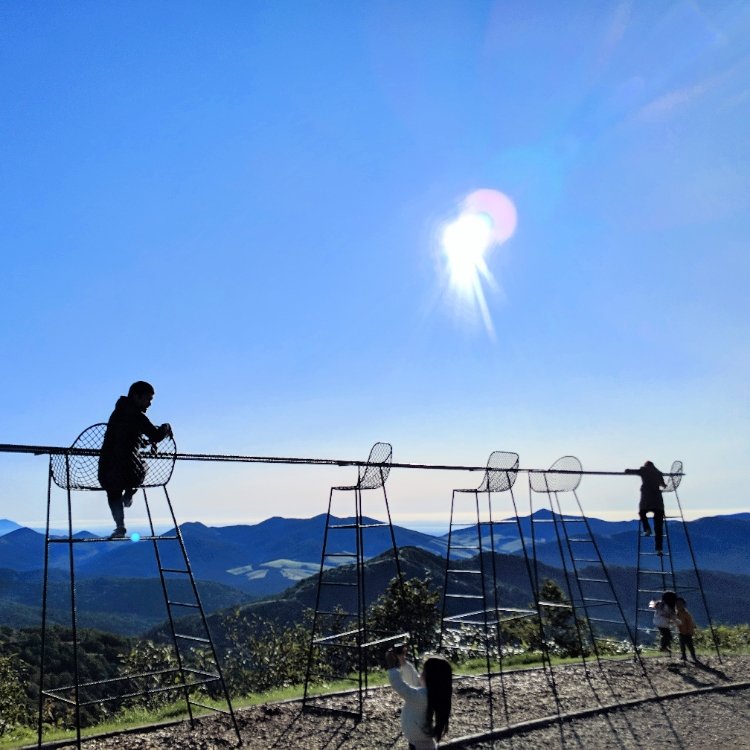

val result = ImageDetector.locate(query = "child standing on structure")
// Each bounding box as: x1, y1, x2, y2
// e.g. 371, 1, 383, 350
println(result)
675, 596, 699, 663
650, 590, 678, 654
626, 461, 667, 555
386, 645, 452, 749
98, 381, 172, 539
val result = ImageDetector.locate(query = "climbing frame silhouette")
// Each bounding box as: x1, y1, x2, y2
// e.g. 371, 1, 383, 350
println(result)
302, 441, 408, 719
634, 459, 721, 660
439, 450, 551, 731
38, 423, 240, 748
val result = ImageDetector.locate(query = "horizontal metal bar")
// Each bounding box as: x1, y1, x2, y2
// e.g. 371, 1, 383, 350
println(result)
314, 627, 361, 643
445, 594, 484, 600
43, 675, 223, 707
175, 634, 209, 643
446, 569, 482, 575
168, 601, 200, 608
0, 441, 684, 478
188, 700, 231, 715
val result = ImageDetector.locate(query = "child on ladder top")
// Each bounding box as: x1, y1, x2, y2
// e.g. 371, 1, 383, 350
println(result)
626, 461, 667, 555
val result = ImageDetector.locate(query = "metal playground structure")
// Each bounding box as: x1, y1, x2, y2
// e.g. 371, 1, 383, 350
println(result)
0, 435, 721, 747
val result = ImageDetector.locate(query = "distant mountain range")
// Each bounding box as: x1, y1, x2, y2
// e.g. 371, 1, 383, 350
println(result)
148, 546, 750, 651
1, 511, 748, 635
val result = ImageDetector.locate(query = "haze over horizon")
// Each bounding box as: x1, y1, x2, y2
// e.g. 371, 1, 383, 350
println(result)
2, 3, 748, 531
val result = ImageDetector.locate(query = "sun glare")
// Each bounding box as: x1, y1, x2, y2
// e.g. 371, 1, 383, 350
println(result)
440, 188, 518, 336
442, 213, 493, 291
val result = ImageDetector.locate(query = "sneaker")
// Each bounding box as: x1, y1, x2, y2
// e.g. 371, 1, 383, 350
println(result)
122, 488, 137, 508
109, 527, 127, 539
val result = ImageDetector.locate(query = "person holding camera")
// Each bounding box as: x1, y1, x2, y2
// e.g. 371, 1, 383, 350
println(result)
385, 644, 453, 749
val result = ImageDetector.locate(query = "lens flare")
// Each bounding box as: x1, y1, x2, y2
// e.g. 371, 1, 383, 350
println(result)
442, 213, 493, 291
440, 189, 517, 336
130, 532, 141, 542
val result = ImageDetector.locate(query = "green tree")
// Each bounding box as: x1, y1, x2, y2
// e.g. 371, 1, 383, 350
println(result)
0, 654, 30, 735
530, 579, 589, 657
220, 608, 319, 695
367, 576, 441, 655
119, 640, 182, 711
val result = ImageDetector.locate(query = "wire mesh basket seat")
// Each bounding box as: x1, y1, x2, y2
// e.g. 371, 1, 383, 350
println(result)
334, 441, 392, 491
663, 459, 683, 493
456, 450, 520, 494
50, 422, 177, 490
529, 455, 583, 493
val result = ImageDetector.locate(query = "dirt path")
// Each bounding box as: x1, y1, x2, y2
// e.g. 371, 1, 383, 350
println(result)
53, 655, 750, 749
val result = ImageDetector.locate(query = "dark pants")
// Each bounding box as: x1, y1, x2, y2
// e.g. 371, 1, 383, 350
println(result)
640, 509, 664, 551
679, 634, 697, 660
659, 627, 672, 651
106, 488, 125, 531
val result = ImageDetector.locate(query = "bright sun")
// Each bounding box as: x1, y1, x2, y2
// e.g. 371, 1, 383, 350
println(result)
442, 213, 493, 292
441, 189, 518, 336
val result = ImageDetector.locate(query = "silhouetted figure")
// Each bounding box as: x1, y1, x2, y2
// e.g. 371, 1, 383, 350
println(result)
650, 589, 678, 654
626, 460, 667, 554
675, 596, 699, 663
386, 645, 452, 749
98, 381, 172, 539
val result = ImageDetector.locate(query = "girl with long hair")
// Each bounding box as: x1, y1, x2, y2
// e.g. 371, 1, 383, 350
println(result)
386, 647, 453, 749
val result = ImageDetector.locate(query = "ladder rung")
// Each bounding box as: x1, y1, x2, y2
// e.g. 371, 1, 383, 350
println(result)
321, 582, 357, 587
568, 538, 591, 542
574, 558, 601, 563
175, 634, 209, 643
590, 618, 628, 625
579, 578, 607, 583
324, 552, 356, 558
538, 601, 572, 609
446, 570, 482, 575
168, 601, 199, 609
582, 598, 616, 604
639, 570, 670, 575
450, 545, 480, 550
315, 610, 356, 617
445, 594, 483, 600
161, 568, 189, 574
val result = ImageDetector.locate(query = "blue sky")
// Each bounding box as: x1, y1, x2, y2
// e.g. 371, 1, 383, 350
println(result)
1, 1, 748, 530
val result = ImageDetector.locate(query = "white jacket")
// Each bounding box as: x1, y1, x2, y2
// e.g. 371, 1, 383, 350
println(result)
652, 601, 676, 629
388, 662, 437, 750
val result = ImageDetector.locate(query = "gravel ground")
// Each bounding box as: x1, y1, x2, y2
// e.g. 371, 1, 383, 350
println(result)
55, 655, 750, 750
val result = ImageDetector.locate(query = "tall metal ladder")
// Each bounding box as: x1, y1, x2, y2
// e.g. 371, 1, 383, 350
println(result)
634, 460, 721, 660
439, 451, 547, 731
529, 456, 639, 666
302, 442, 408, 719
38, 424, 241, 748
